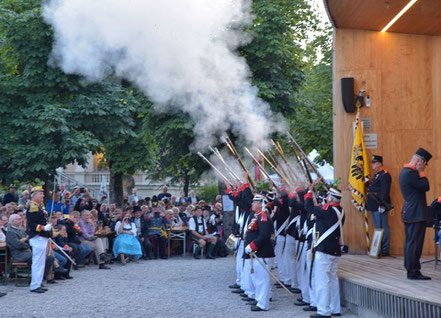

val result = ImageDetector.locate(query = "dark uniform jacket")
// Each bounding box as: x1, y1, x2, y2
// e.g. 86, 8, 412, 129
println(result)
6, 225, 32, 262
63, 219, 82, 244
26, 201, 51, 239
399, 165, 430, 223
286, 189, 305, 239
243, 209, 275, 259
304, 192, 345, 256
367, 167, 392, 211
227, 184, 253, 238
273, 187, 290, 237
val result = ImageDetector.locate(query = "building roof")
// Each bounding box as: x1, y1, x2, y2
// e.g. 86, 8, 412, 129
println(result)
324, 0, 441, 36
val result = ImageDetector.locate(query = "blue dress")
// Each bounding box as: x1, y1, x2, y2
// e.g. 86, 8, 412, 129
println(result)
112, 223, 142, 259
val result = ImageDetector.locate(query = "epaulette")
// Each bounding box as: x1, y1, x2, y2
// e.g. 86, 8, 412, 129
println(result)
28, 201, 40, 213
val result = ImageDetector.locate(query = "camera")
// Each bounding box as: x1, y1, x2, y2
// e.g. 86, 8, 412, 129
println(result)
341, 245, 349, 254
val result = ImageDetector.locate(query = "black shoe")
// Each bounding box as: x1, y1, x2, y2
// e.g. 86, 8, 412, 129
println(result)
39, 287, 48, 291
297, 297, 303, 302
206, 255, 216, 259
250, 305, 266, 311
54, 276, 66, 280
231, 289, 243, 294
310, 314, 331, 318
332, 314, 341, 317
160, 256, 168, 259
64, 275, 73, 279
47, 279, 57, 284
193, 254, 201, 259
242, 296, 254, 301
303, 306, 317, 312
240, 292, 248, 297
99, 264, 111, 270
407, 272, 431, 280
0, 292, 6, 297
294, 300, 309, 306
247, 300, 258, 306
380, 252, 390, 257
30, 288, 45, 294
229, 283, 241, 289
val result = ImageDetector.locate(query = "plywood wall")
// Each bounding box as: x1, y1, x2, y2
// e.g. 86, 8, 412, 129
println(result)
333, 29, 441, 255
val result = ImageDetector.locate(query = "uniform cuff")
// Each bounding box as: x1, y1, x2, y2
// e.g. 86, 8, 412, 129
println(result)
36, 224, 43, 232
438, 196, 441, 204
250, 241, 257, 252
63, 245, 69, 249
419, 172, 426, 178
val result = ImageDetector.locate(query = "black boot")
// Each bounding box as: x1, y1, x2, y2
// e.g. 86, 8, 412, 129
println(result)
193, 246, 201, 259
206, 243, 215, 259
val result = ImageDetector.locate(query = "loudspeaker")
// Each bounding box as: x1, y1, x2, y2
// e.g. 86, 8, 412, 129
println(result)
341, 77, 356, 113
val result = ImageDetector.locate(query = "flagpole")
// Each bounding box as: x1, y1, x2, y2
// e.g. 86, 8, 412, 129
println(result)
348, 105, 371, 253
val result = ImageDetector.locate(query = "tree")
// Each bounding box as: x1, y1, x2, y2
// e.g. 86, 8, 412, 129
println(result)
292, 24, 333, 164
145, 111, 208, 196
0, 1, 155, 202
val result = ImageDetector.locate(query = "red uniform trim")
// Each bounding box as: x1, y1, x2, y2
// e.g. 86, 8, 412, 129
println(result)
250, 241, 258, 251
304, 192, 313, 200
296, 187, 304, 193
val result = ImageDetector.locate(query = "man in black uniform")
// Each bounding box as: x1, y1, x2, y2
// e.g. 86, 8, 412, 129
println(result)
367, 155, 392, 256
399, 148, 431, 280
27, 186, 52, 293
243, 193, 275, 312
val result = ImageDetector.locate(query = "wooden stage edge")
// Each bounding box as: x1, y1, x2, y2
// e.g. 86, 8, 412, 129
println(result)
338, 254, 441, 318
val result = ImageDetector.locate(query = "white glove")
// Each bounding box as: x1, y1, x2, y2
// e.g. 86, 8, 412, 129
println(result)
43, 224, 52, 231
245, 244, 252, 254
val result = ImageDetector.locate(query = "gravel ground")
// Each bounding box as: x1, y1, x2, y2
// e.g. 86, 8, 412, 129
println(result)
0, 256, 360, 318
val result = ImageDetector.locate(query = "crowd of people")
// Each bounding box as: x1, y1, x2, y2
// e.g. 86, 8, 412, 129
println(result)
0, 184, 227, 297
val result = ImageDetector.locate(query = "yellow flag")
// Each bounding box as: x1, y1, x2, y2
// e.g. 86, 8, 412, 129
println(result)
348, 111, 370, 211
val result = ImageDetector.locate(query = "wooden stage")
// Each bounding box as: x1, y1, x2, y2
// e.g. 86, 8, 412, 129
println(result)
338, 255, 441, 318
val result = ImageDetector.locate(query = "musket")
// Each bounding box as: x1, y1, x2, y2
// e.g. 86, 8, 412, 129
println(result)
50, 238, 76, 265
244, 147, 276, 185
209, 146, 241, 182
287, 133, 330, 191
288, 141, 309, 182
271, 140, 302, 184
268, 149, 295, 186
256, 147, 293, 188
197, 152, 234, 187
222, 136, 256, 189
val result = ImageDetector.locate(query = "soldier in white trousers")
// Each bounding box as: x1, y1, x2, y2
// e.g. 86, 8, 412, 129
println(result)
304, 185, 345, 318
26, 186, 53, 293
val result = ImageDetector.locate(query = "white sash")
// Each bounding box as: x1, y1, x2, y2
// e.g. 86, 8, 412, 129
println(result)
313, 207, 344, 248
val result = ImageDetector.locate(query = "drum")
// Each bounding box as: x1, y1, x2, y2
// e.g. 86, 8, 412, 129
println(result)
225, 234, 238, 251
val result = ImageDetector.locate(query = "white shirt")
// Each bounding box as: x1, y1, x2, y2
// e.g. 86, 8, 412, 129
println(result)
188, 216, 206, 234
115, 221, 137, 236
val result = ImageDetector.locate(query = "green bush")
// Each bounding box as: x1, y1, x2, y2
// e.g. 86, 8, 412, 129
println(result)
197, 184, 219, 204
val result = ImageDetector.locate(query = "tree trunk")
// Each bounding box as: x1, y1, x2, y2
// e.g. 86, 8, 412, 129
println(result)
110, 169, 124, 207
183, 172, 190, 197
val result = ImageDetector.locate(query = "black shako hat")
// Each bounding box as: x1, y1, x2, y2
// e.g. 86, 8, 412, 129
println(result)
415, 148, 432, 164
371, 155, 383, 163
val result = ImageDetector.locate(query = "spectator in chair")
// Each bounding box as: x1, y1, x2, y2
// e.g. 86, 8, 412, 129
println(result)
189, 206, 217, 259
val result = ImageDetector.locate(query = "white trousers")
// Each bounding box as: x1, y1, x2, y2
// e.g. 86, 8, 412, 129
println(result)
29, 236, 49, 291
275, 235, 289, 284
250, 257, 273, 310
236, 240, 244, 286
298, 242, 310, 303
306, 250, 316, 307
243, 259, 255, 298
314, 251, 341, 316
283, 235, 298, 288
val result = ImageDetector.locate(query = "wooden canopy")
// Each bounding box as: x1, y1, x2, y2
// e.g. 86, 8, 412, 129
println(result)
324, 0, 441, 35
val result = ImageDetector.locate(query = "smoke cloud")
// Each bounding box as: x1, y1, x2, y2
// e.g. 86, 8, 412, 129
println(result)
43, 0, 285, 149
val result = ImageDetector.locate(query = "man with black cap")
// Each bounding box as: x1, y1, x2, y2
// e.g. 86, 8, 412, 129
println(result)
367, 155, 392, 256
399, 147, 432, 280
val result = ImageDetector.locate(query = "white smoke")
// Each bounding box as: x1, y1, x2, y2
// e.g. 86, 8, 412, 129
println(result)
42, 0, 285, 149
